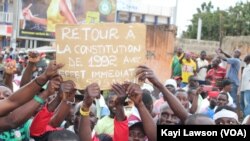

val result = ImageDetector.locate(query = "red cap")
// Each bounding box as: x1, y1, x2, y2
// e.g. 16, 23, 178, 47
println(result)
208, 91, 219, 98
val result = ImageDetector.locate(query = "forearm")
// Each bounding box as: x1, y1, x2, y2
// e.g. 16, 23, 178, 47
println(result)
2, 90, 50, 130
47, 94, 61, 112
115, 105, 126, 121
20, 62, 36, 87
30, 16, 47, 25
136, 102, 156, 141
222, 51, 231, 58
9, 74, 47, 104
189, 96, 198, 114
0, 74, 48, 116
155, 82, 189, 122
79, 107, 92, 141
49, 101, 71, 127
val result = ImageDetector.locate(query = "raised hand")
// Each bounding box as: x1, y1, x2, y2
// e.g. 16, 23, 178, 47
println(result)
4, 60, 16, 75
28, 51, 41, 63
83, 83, 100, 108
136, 65, 160, 85
60, 80, 76, 102
126, 82, 143, 107
112, 83, 127, 106
22, 3, 33, 21
46, 75, 62, 95
43, 60, 64, 80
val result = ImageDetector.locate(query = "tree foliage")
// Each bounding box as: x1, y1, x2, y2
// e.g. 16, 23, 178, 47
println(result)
182, 1, 250, 41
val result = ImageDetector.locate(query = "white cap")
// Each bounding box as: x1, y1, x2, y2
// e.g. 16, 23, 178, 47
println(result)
164, 79, 177, 90
141, 83, 154, 93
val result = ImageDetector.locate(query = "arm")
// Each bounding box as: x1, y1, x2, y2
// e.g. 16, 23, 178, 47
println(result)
0, 61, 63, 117
22, 4, 47, 25
0, 90, 49, 131
179, 54, 185, 64
0, 75, 62, 131
221, 50, 232, 58
112, 83, 127, 121
127, 83, 156, 141
136, 66, 189, 123
60, 0, 77, 24
189, 88, 202, 114
49, 80, 76, 127
79, 83, 100, 141
20, 51, 40, 87
3, 61, 16, 91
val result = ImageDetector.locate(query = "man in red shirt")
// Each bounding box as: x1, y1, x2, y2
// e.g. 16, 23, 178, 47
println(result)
206, 57, 226, 89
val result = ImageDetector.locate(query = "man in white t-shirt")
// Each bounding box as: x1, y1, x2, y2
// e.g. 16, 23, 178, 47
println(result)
196, 51, 209, 85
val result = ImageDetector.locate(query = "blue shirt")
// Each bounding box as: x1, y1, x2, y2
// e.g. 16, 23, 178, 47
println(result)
226, 58, 241, 86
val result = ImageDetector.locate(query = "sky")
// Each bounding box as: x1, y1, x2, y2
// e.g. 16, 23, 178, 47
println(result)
175, 0, 248, 37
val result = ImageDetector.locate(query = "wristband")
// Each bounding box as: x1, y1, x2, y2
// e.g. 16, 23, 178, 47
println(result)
34, 78, 45, 87
34, 95, 45, 104
80, 108, 90, 117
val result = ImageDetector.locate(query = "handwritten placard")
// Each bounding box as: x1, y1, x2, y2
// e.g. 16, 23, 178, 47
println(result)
56, 23, 146, 90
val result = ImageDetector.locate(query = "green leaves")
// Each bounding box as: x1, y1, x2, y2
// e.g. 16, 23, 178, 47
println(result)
182, 1, 250, 41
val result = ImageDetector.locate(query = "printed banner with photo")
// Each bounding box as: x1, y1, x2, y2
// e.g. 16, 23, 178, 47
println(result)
18, 0, 116, 40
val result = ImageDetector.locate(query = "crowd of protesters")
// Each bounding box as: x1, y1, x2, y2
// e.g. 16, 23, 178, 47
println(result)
0, 46, 249, 141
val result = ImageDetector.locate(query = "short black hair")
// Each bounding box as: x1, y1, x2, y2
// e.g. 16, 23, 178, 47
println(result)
142, 89, 153, 105
200, 50, 206, 54
185, 114, 210, 125
48, 130, 80, 141
221, 79, 232, 88
244, 54, 250, 63
98, 134, 113, 141
218, 92, 229, 100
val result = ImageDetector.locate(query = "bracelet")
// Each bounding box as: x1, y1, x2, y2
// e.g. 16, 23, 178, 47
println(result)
34, 95, 45, 104
80, 108, 90, 117
64, 98, 75, 105
34, 78, 45, 87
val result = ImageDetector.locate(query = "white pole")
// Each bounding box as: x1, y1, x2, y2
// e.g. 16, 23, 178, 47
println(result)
10, 0, 18, 55
197, 18, 202, 40
173, 0, 178, 25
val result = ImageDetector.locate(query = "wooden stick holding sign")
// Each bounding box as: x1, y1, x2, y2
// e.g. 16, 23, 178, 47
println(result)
56, 23, 146, 90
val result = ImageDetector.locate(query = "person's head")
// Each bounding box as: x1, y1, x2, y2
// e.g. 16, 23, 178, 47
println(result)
73, 102, 97, 134
233, 49, 241, 58
185, 52, 191, 61
244, 54, 250, 65
175, 89, 189, 110
214, 106, 239, 125
0, 86, 12, 100
107, 91, 117, 118
158, 102, 180, 125
176, 47, 183, 55
222, 79, 232, 92
185, 114, 215, 125
164, 79, 177, 94
142, 89, 153, 114
211, 57, 221, 68
188, 75, 199, 88
200, 51, 207, 60
207, 91, 220, 109
97, 134, 113, 141
216, 92, 229, 107
129, 122, 145, 141
47, 130, 80, 141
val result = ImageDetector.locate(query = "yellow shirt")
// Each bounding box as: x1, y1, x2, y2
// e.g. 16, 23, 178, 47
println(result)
181, 59, 196, 83
47, 0, 70, 32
